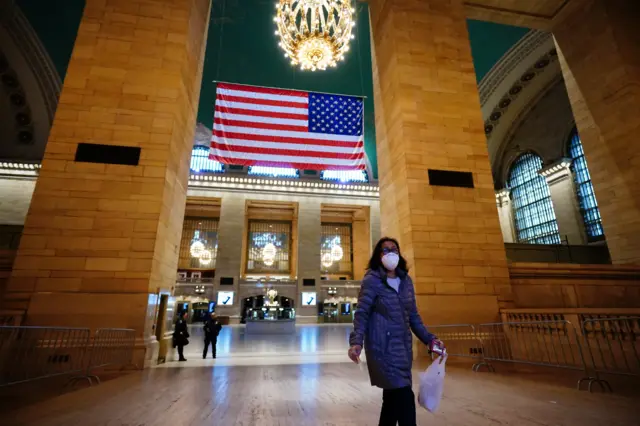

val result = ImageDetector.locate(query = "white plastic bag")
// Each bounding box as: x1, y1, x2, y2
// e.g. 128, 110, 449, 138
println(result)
418, 355, 446, 413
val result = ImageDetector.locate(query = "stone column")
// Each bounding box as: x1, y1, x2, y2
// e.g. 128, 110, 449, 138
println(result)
495, 189, 516, 244
213, 193, 245, 320
370, 0, 511, 324
352, 206, 371, 280
296, 199, 321, 323
553, 0, 640, 263
540, 160, 586, 245
370, 200, 381, 249
3, 0, 211, 363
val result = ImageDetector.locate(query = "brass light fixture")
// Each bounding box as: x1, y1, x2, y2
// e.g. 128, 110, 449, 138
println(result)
274, 0, 356, 71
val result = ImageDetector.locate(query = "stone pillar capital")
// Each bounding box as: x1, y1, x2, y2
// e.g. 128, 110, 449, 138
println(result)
495, 188, 511, 207
538, 158, 572, 184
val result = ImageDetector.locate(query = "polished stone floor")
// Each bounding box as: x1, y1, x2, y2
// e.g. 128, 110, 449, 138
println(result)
166, 324, 354, 367
6, 325, 640, 425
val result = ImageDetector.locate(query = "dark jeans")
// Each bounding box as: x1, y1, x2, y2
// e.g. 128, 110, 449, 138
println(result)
203, 337, 218, 358
379, 386, 416, 426
177, 345, 185, 360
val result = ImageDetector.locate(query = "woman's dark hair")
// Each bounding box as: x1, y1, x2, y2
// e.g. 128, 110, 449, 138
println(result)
367, 237, 408, 272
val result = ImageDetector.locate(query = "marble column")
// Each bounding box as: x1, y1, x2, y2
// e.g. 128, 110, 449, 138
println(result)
213, 193, 245, 320
370, 200, 381, 250
540, 160, 586, 245
370, 0, 512, 324
495, 189, 516, 244
3, 0, 211, 365
352, 207, 371, 280
553, 0, 640, 263
296, 199, 321, 322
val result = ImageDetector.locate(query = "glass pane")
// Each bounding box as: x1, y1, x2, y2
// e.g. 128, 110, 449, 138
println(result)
179, 217, 219, 269
320, 223, 353, 277
246, 221, 292, 274
320, 170, 368, 183
507, 153, 561, 244
248, 166, 299, 178
568, 130, 604, 241
190, 147, 224, 173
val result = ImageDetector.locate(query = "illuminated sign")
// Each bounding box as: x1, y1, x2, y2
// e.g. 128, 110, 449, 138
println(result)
217, 291, 234, 306
302, 292, 317, 306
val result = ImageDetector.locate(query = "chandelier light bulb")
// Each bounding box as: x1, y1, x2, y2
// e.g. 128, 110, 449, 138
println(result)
274, 0, 355, 71
321, 253, 333, 268
190, 241, 205, 258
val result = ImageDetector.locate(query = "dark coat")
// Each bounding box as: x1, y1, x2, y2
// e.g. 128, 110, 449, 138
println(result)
204, 318, 222, 339
173, 319, 189, 347
349, 268, 435, 389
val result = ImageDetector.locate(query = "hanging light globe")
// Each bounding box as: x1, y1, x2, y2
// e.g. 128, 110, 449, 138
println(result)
190, 241, 205, 258
262, 243, 277, 259
263, 256, 275, 266
330, 244, 343, 261
274, 0, 356, 71
199, 249, 212, 265
321, 252, 333, 268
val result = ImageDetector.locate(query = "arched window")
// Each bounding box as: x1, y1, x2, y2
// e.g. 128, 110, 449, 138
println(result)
507, 153, 561, 244
568, 130, 604, 241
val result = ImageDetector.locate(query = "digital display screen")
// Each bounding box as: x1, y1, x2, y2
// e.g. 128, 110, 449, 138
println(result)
341, 303, 351, 315
218, 291, 234, 306
302, 292, 317, 306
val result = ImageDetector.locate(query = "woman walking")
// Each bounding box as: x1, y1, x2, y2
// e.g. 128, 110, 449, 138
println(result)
349, 237, 444, 426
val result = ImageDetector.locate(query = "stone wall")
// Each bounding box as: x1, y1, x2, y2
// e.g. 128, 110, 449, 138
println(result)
510, 263, 640, 309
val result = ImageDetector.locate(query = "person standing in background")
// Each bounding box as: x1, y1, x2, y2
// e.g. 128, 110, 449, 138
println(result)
203, 312, 222, 359
173, 312, 189, 362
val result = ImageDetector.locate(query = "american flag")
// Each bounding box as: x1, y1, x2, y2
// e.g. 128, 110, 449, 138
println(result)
209, 83, 365, 170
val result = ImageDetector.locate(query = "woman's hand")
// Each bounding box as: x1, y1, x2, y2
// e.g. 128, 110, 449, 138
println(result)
348, 345, 362, 364
430, 339, 445, 353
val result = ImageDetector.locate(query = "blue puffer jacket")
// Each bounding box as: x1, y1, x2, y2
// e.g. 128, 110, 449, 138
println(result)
349, 268, 435, 389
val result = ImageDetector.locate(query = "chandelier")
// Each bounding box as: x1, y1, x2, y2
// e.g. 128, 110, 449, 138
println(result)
199, 250, 212, 266
330, 244, 343, 261
190, 241, 205, 258
274, 0, 356, 71
321, 253, 333, 268
262, 243, 277, 266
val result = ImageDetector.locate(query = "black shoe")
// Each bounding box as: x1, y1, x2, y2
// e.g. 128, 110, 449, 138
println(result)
212, 356, 216, 359
179, 358, 187, 362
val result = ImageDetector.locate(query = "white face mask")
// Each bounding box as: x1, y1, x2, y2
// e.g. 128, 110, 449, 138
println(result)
381, 252, 399, 271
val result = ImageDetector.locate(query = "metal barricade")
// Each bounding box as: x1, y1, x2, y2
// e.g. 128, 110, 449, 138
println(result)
476, 320, 591, 389
0, 326, 90, 387
427, 324, 488, 371
69, 328, 136, 385
581, 317, 640, 392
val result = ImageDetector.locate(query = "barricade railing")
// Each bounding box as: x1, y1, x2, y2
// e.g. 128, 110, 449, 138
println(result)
425, 318, 640, 392
69, 328, 137, 386
475, 320, 592, 390
580, 317, 640, 392
0, 326, 90, 387
0, 326, 137, 388
426, 324, 487, 371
